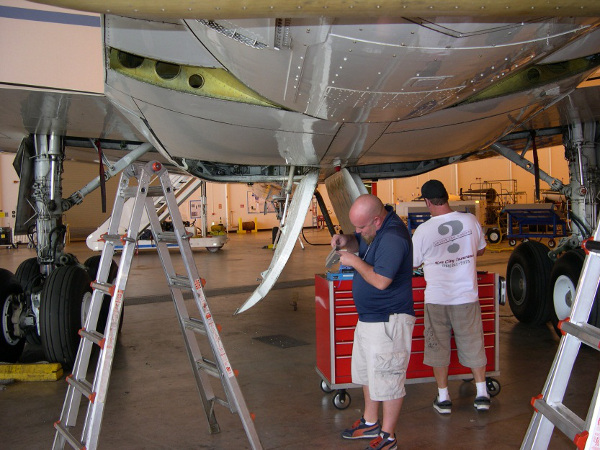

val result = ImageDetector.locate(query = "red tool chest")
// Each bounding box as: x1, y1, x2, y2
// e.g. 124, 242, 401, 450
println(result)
315, 272, 502, 409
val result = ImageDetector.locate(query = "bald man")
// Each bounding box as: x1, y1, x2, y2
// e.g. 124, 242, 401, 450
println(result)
331, 194, 414, 450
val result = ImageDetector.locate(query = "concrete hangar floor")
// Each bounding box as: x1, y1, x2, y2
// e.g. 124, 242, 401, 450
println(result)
0, 229, 596, 449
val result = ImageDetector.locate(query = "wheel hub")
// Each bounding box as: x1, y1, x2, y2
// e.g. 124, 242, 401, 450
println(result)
81, 291, 93, 327
553, 274, 575, 320
2, 296, 23, 345
509, 264, 526, 306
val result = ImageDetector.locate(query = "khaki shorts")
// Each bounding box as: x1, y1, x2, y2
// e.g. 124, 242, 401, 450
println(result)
423, 302, 487, 368
351, 313, 416, 401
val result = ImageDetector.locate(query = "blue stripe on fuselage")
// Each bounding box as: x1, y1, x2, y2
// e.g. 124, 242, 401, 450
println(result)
0, 5, 100, 27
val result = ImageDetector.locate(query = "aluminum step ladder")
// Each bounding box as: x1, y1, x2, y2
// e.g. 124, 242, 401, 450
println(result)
52, 161, 262, 450
521, 216, 600, 449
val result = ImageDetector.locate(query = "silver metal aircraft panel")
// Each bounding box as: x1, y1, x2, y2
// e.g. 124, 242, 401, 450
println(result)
324, 168, 368, 235
235, 169, 319, 314
104, 16, 222, 67
190, 17, 597, 122
357, 73, 588, 165
0, 86, 145, 153
105, 71, 338, 165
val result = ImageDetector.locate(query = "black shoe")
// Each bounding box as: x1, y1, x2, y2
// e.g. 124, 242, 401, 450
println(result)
474, 396, 491, 411
433, 397, 452, 414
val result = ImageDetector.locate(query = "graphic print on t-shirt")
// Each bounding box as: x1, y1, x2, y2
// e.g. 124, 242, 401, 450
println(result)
434, 220, 471, 254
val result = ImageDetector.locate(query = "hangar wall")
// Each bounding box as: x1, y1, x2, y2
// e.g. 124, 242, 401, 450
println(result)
0, 146, 569, 240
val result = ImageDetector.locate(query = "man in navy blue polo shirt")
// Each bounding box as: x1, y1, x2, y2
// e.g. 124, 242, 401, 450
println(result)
331, 194, 415, 450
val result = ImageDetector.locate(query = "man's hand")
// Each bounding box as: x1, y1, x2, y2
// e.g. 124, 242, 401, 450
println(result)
331, 234, 347, 249
331, 234, 359, 252
337, 250, 361, 268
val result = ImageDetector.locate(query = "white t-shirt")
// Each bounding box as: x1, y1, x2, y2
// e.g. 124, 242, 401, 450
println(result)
412, 211, 486, 305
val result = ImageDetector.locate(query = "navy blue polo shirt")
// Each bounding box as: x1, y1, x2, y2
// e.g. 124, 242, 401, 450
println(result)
352, 205, 414, 322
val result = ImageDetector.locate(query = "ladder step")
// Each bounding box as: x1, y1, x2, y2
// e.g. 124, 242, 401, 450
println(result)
532, 397, 585, 443
156, 231, 177, 243
156, 231, 192, 243
183, 317, 206, 335
66, 374, 95, 402
196, 357, 220, 379
147, 186, 169, 197
79, 328, 105, 348
91, 281, 115, 296
54, 421, 85, 450
121, 186, 138, 198
101, 233, 134, 245
560, 320, 600, 349
168, 275, 192, 290
213, 395, 235, 411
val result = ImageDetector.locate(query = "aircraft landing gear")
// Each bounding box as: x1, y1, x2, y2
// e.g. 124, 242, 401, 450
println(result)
550, 249, 600, 332
0, 269, 26, 363
506, 241, 553, 325
15, 258, 43, 345
39, 264, 92, 366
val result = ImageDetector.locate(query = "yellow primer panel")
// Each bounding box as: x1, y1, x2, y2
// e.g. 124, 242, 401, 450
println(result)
109, 49, 280, 108
0, 363, 63, 382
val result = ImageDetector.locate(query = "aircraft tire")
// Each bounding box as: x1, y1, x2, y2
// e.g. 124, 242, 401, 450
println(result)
40, 265, 91, 367
0, 268, 26, 363
15, 258, 43, 345
15, 257, 42, 292
83, 255, 121, 334
550, 249, 600, 332
507, 241, 552, 325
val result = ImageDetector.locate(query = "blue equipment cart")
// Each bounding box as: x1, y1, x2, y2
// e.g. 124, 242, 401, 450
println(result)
502, 203, 567, 248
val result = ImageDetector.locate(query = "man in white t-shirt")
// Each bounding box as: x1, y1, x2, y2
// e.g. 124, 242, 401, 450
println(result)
412, 179, 489, 414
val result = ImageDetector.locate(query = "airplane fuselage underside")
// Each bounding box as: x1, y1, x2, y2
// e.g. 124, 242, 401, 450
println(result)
102, 15, 600, 179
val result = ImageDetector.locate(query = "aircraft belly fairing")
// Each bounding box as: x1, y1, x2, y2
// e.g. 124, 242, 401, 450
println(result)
105, 70, 339, 166
189, 17, 599, 122
96, 14, 600, 177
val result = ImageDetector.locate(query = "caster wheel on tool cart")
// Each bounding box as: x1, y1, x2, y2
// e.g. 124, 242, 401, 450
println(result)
333, 390, 351, 409
320, 380, 334, 393
486, 377, 501, 397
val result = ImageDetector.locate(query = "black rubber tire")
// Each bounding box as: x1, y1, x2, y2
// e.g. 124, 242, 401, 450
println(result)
40, 265, 92, 367
550, 249, 600, 330
332, 391, 351, 410
0, 269, 26, 363
320, 379, 334, 393
507, 241, 553, 325
486, 377, 501, 397
83, 255, 120, 334
486, 228, 501, 244
15, 258, 44, 345
15, 258, 42, 292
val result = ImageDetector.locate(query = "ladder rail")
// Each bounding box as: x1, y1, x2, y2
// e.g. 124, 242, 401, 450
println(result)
82, 168, 153, 449
156, 169, 263, 449
144, 192, 221, 433
53, 171, 131, 450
